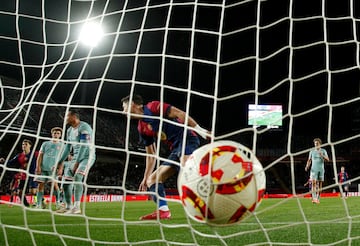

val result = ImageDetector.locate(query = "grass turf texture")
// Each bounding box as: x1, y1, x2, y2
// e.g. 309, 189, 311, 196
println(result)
1, 197, 360, 245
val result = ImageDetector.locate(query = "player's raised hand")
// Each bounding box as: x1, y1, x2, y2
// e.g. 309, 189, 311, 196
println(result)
194, 125, 211, 140
138, 178, 147, 192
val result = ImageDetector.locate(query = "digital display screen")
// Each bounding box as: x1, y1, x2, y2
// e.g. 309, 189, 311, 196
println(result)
248, 104, 283, 128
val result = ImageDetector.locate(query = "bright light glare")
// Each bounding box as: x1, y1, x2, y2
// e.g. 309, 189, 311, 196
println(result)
79, 22, 104, 47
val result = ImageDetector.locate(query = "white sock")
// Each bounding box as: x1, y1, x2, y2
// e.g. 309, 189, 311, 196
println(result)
159, 205, 169, 211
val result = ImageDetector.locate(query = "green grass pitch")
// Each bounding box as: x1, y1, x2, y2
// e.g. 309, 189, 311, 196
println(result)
1, 197, 360, 245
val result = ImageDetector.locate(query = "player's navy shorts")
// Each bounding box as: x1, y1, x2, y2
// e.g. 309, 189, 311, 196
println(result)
28, 177, 38, 189
162, 136, 200, 172
19, 177, 37, 190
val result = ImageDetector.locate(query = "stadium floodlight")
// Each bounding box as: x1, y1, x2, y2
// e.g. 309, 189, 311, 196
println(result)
79, 21, 104, 47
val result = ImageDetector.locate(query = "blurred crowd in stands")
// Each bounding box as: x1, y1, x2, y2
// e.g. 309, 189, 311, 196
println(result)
1, 76, 360, 196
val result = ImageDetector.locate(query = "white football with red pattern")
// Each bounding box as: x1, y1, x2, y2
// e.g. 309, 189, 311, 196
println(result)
178, 140, 266, 226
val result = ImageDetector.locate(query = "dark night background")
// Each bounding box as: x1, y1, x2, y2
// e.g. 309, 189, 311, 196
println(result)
0, 0, 360, 195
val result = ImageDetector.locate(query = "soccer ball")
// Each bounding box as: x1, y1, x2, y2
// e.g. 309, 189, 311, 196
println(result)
178, 140, 266, 226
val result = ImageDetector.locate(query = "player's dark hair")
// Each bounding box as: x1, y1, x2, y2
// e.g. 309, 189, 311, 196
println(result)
22, 139, 33, 146
121, 95, 143, 105
68, 108, 80, 119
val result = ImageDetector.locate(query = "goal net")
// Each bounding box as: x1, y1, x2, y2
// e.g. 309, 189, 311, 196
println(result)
1, 0, 360, 245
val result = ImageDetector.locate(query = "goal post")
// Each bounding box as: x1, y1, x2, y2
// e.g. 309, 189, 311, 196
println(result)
1, 0, 360, 245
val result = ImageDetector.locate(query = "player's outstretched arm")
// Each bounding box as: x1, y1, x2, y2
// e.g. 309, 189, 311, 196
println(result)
167, 106, 211, 139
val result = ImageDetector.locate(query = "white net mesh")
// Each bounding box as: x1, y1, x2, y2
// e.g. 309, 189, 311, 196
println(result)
1, 0, 360, 245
